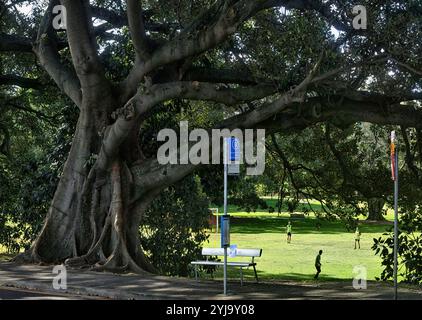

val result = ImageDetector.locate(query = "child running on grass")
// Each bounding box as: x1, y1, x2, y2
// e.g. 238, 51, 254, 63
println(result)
354, 227, 361, 249
286, 220, 292, 243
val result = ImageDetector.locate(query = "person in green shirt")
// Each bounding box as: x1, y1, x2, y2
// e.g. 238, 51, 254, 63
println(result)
314, 250, 323, 279
286, 221, 292, 243
354, 227, 361, 249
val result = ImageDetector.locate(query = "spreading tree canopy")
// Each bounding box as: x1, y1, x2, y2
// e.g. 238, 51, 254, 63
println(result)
0, 0, 421, 273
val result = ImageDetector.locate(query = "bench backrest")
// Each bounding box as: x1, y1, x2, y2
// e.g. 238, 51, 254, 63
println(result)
202, 248, 262, 257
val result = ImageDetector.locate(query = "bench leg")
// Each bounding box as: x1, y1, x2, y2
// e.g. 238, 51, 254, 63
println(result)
253, 265, 259, 283
240, 268, 243, 286
195, 264, 198, 281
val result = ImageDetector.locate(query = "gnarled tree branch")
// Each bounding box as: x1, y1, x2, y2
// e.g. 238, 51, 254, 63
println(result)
127, 0, 150, 62
0, 75, 43, 90
60, 0, 107, 88
118, 0, 280, 104
34, 0, 82, 107
0, 33, 32, 52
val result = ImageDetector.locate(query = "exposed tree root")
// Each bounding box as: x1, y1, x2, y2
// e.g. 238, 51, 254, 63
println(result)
62, 160, 155, 274
12, 250, 43, 265
13, 158, 157, 276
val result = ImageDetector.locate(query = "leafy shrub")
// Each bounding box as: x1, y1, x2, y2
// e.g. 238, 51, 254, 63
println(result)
140, 175, 210, 276
286, 199, 299, 213
372, 209, 422, 285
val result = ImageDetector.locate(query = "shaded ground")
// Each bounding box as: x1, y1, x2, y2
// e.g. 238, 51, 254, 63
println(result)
0, 287, 101, 300
1, 262, 421, 300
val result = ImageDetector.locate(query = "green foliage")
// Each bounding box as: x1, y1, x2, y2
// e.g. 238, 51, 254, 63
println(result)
372, 208, 422, 285
231, 177, 268, 213
264, 123, 395, 223
0, 104, 77, 252
286, 199, 299, 213
140, 175, 210, 276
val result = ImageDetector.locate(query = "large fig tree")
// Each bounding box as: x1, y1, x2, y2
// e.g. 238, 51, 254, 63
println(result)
1, 0, 421, 273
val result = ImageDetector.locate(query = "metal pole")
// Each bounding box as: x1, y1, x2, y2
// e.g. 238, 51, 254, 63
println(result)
393, 150, 399, 300
216, 209, 219, 234
223, 141, 228, 296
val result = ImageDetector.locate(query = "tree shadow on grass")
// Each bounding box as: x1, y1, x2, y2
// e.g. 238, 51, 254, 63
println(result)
229, 217, 392, 235
213, 200, 325, 215
201, 267, 347, 283
253, 271, 346, 282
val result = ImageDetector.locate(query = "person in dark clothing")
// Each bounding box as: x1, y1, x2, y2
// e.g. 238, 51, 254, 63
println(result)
314, 250, 323, 279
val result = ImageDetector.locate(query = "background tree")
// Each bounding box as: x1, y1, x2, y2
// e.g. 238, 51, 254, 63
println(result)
264, 123, 393, 223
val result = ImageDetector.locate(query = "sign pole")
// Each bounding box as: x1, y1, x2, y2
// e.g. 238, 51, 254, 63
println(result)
390, 131, 399, 300
221, 137, 239, 296
216, 208, 219, 234
223, 139, 228, 296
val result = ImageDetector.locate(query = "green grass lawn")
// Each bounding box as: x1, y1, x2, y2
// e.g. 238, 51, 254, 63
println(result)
204, 200, 395, 283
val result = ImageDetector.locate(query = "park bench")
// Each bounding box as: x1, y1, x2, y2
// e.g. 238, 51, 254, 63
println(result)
190, 248, 262, 286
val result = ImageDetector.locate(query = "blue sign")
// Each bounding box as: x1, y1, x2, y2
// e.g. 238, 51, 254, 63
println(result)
229, 137, 240, 161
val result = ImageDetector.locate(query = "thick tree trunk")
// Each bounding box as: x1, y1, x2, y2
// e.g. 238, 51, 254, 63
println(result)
277, 186, 284, 215
367, 198, 385, 221
14, 94, 157, 274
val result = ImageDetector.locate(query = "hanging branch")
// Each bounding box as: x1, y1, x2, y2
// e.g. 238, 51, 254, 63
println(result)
401, 126, 422, 184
